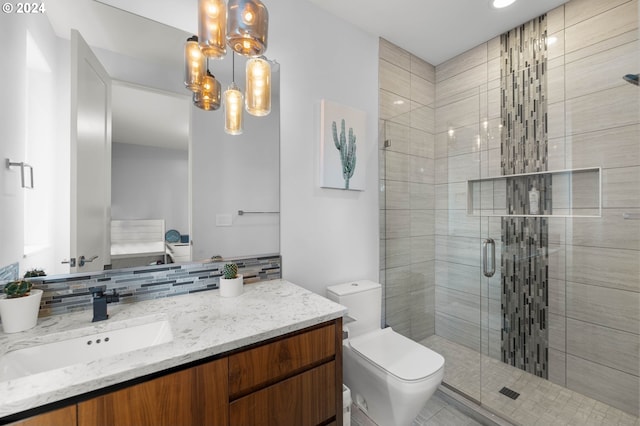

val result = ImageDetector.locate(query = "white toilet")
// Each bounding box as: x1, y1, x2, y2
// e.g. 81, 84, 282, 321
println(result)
327, 280, 445, 426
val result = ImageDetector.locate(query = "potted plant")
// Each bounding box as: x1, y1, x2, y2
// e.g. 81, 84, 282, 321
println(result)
24, 268, 46, 278
219, 263, 243, 297
0, 279, 43, 333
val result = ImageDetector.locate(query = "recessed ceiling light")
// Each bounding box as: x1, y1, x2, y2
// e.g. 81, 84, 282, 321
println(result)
492, 0, 517, 9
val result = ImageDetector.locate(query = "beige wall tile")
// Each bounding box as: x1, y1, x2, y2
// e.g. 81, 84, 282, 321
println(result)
382, 120, 410, 154
380, 89, 410, 122
565, 1, 638, 54
549, 278, 566, 315
379, 38, 410, 71
566, 245, 640, 292
384, 180, 410, 209
566, 354, 640, 416
436, 64, 486, 108
410, 104, 435, 133
380, 59, 410, 97
409, 128, 435, 159
435, 126, 483, 159
565, 85, 639, 136
411, 209, 435, 237
566, 281, 640, 333
409, 182, 435, 210
411, 260, 435, 290
567, 208, 640, 250
409, 155, 434, 183
565, 124, 640, 170
565, 0, 633, 28
547, 5, 565, 34
435, 260, 482, 296
603, 166, 640, 208
487, 36, 501, 60
436, 44, 488, 83
547, 30, 565, 60
547, 62, 565, 105
547, 137, 566, 171
436, 209, 480, 238
443, 152, 481, 183
435, 312, 481, 353
565, 29, 638, 64
436, 94, 480, 134
384, 237, 412, 268
436, 235, 481, 267
385, 209, 411, 239
411, 74, 435, 107
384, 150, 409, 182
436, 287, 481, 325
565, 40, 639, 99
411, 235, 435, 263
548, 243, 566, 280
549, 312, 566, 351
567, 318, 640, 376
547, 102, 566, 140
411, 54, 435, 83
548, 348, 566, 386
435, 182, 467, 210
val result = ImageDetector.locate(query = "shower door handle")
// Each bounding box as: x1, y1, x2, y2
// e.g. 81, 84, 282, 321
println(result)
483, 238, 496, 278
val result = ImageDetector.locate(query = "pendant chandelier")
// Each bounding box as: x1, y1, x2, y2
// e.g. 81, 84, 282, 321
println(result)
185, 0, 271, 135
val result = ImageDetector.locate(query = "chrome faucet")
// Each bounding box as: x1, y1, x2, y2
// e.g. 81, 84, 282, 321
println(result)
89, 286, 119, 322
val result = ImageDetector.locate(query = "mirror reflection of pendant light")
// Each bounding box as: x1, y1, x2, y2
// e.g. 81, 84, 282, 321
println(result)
227, 0, 268, 57
198, 0, 226, 59
194, 70, 222, 111
245, 57, 270, 116
224, 54, 244, 135
184, 36, 205, 92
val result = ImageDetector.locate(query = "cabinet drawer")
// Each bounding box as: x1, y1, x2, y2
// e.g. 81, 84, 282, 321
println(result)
230, 361, 336, 426
229, 323, 336, 398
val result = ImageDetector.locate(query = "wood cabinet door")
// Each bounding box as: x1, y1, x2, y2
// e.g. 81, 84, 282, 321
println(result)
78, 358, 228, 426
6, 405, 77, 426
230, 361, 336, 426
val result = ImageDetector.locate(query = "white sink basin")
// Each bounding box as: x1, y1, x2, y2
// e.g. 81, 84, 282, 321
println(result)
0, 319, 173, 381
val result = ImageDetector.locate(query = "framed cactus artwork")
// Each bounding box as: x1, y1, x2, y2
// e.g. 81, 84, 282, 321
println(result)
320, 99, 366, 191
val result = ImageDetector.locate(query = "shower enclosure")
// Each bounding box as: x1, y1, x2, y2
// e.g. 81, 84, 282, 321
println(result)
379, 1, 639, 423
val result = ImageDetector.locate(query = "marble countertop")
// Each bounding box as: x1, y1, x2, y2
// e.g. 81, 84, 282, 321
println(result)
0, 279, 346, 419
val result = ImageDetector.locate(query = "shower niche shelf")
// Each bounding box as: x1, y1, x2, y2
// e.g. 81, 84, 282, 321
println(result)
467, 167, 601, 218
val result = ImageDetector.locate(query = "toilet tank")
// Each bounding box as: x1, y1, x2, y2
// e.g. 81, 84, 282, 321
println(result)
326, 280, 381, 338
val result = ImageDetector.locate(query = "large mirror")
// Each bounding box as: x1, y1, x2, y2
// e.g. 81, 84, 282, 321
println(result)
1, 0, 280, 277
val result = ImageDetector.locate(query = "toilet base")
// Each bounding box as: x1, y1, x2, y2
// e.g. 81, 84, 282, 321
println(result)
343, 339, 443, 426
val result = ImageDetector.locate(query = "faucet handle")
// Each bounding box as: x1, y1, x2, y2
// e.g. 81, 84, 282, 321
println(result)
88, 285, 106, 297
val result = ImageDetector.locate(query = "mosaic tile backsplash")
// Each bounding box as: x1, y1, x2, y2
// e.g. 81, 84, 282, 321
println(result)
500, 15, 550, 378
0, 255, 281, 319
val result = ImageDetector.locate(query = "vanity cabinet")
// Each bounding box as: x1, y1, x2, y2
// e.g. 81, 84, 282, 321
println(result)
77, 358, 228, 426
4, 319, 342, 426
6, 406, 77, 426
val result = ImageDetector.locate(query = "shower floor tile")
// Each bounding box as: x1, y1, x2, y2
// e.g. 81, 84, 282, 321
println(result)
421, 335, 640, 426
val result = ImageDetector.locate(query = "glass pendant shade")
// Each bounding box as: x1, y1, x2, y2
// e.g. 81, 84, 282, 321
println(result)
224, 82, 244, 135
194, 71, 221, 111
227, 0, 268, 57
198, 0, 227, 58
184, 36, 206, 92
245, 57, 271, 116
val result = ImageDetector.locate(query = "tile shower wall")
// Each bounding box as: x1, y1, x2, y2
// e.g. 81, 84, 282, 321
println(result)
379, 38, 436, 341
545, 0, 639, 416
0, 256, 281, 319
431, 0, 639, 416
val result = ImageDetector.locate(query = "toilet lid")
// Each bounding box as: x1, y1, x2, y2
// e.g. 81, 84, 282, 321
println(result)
349, 328, 445, 382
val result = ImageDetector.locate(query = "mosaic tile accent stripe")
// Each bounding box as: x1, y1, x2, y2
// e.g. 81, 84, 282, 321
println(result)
500, 16, 550, 378
0, 255, 281, 319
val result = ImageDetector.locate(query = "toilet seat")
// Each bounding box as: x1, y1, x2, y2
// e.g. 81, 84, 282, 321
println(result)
349, 327, 444, 382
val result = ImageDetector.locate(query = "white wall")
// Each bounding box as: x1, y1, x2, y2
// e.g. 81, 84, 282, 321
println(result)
267, 1, 380, 295
111, 142, 189, 233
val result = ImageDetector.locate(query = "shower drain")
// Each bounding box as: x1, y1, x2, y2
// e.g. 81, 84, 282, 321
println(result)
499, 387, 520, 400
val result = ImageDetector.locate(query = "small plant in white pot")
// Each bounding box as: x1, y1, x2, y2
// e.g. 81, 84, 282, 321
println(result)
219, 263, 243, 297
0, 279, 43, 333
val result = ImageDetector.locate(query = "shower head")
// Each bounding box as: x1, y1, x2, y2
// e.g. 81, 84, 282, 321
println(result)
623, 74, 638, 86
